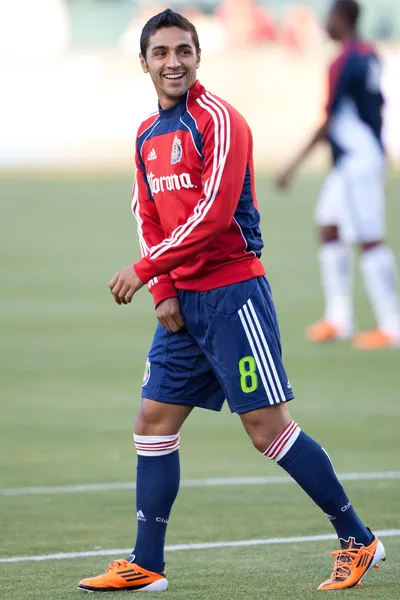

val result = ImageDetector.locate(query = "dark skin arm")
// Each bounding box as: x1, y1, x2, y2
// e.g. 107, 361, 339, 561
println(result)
155, 297, 184, 333
109, 266, 144, 305
108, 268, 184, 332
276, 121, 329, 188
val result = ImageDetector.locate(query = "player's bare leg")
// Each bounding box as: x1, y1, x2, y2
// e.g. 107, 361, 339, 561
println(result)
78, 400, 192, 593
134, 398, 193, 436
240, 403, 385, 590
240, 402, 292, 451
354, 239, 400, 349
306, 224, 354, 343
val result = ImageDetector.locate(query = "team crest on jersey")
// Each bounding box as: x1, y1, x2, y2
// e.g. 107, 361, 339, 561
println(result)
171, 134, 182, 164
142, 359, 151, 386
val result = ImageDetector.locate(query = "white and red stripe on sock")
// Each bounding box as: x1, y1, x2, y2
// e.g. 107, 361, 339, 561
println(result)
134, 433, 180, 457
264, 421, 301, 462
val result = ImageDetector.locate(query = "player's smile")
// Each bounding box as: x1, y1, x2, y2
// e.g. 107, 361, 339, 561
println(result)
162, 70, 187, 89
163, 72, 185, 80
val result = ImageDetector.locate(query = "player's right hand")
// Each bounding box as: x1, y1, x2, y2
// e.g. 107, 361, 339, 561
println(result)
275, 167, 295, 189
156, 297, 184, 333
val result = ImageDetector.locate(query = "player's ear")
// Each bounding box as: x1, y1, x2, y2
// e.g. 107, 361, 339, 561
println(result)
196, 49, 201, 69
139, 53, 149, 74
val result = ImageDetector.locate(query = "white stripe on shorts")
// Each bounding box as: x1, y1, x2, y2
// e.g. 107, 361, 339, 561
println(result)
238, 307, 274, 404
238, 299, 285, 405
247, 299, 286, 403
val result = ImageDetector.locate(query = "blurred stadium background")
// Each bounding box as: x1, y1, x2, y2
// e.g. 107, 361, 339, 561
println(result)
1, 0, 400, 170
1, 2, 399, 599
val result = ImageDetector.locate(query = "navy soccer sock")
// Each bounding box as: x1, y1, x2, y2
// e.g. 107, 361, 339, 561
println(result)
127, 434, 180, 573
265, 422, 374, 546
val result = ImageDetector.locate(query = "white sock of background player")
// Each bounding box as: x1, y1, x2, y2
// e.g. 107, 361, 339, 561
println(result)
319, 240, 354, 335
359, 244, 400, 339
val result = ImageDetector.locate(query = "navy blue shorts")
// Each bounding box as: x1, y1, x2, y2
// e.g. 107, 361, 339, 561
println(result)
142, 276, 294, 414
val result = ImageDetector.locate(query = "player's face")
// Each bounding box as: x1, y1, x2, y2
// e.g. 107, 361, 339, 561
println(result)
325, 9, 344, 41
140, 27, 200, 110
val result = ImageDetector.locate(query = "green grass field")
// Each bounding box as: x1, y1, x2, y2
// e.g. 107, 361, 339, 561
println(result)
0, 173, 399, 599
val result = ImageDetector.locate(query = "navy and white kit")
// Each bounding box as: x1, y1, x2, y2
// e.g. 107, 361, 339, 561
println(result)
316, 38, 385, 243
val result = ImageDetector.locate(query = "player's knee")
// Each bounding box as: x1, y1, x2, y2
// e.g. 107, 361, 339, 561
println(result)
320, 225, 339, 244
250, 432, 272, 454
359, 240, 383, 253
134, 398, 192, 436
241, 404, 292, 454
134, 399, 167, 436
134, 412, 149, 436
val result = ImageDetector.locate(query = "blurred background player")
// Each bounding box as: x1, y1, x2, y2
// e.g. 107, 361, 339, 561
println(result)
276, 0, 400, 350
78, 8, 385, 594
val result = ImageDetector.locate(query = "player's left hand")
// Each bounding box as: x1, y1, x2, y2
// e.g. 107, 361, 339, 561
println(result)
156, 297, 184, 332
109, 266, 144, 305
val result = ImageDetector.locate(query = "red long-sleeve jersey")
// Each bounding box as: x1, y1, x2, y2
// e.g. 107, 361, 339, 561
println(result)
132, 80, 265, 308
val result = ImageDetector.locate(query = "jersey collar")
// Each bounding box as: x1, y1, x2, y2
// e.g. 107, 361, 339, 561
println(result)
158, 80, 205, 121
341, 36, 359, 51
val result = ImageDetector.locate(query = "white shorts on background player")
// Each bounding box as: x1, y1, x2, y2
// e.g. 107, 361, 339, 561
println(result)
315, 153, 385, 244
316, 101, 386, 244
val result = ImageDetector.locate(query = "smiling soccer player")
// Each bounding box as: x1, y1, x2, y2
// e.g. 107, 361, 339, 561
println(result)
78, 8, 385, 594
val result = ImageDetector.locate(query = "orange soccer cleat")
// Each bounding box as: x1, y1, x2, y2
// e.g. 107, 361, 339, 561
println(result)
318, 537, 386, 591
352, 329, 399, 350
78, 559, 168, 593
305, 320, 346, 343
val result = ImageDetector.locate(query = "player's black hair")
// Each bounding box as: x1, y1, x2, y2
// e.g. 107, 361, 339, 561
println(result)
333, 0, 361, 29
140, 8, 201, 59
